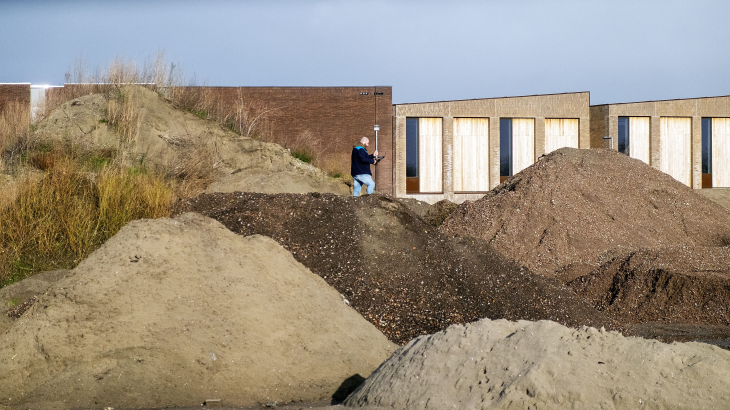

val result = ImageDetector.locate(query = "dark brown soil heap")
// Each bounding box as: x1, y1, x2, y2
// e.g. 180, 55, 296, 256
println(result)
174, 192, 616, 344
568, 246, 730, 325
440, 148, 730, 282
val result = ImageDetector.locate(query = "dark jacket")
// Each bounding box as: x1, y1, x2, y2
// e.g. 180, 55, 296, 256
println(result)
351, 145, 375, 176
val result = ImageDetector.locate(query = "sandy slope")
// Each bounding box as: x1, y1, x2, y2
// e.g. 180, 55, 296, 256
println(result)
0, 213, 394, 409
346, 318, 730, 409
33, 86, 349, 195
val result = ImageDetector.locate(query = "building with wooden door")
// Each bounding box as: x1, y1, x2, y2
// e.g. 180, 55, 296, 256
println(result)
392, 92, 590, 203
590, 96, 730, 188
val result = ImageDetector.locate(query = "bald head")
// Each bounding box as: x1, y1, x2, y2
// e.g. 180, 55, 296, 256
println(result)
360, 137, 369, 145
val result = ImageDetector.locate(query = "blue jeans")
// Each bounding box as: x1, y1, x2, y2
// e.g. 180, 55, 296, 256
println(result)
352, 174, 375, 196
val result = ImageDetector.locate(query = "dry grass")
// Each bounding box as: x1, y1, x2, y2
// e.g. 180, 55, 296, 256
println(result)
107, 91, 140, 145
0, 101, 32, 166
0, 157, 172, 286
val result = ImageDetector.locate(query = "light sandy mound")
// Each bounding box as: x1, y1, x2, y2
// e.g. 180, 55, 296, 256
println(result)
441, 148, 730, 281
345, 318, 730, 410
34, 86, 349, 195
0, 213, 395, 409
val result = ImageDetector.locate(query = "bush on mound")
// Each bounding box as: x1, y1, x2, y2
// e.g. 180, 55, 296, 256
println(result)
0, 213, 395, 409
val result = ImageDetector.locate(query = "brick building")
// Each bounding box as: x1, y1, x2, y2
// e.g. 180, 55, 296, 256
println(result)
393, 92, 590, 203
0, 83, 31, 114
590, 96, 730, 188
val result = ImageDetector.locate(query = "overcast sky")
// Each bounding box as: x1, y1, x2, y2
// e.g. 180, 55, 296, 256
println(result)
1, 0, 728, 104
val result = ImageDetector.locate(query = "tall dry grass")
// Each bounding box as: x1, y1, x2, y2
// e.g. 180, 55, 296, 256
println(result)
107, 91, 140, 145
0, 101, 32, 166
0, 158, 172, 286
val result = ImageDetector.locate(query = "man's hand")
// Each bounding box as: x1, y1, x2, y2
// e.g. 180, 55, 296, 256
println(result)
374, 150, 379, 157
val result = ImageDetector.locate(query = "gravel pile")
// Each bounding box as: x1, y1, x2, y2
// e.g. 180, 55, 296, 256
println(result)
568, 246, 730, 325
175, 192, 616, 345
440, 148, 730, 282
345, 318, 730, 409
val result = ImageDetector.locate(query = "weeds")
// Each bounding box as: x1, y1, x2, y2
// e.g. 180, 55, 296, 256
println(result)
292, 149, 314, 163
0, 157, 172, 287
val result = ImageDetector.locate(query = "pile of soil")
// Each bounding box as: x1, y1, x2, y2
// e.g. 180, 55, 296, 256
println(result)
33, 86, 349, 195
345, 318, 730, 409
174, 192, 617, 345
568, 246, 730, 325
440, 148, 730, 282
0, 269, 71, 334
0, 213, 394, 409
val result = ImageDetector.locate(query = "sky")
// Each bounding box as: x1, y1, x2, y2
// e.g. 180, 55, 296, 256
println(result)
1, 0, 729, 105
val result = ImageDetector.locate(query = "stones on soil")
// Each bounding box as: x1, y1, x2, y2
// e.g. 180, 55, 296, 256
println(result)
174, 192, 617, 345
440, 148, 730, 282
0, 213, 395, 409
345, 318, 730, 409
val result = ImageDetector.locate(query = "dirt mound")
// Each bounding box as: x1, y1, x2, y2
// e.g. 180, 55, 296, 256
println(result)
440, 148, 730, 281
568, 246, 730, 325
0, 270, 71, 334
175, 192, 617, 345
34, 86, 349, 195
0, 213, 394, 409
345, 318, 730, 409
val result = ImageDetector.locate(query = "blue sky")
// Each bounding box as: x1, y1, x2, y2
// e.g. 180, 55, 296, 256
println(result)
1, 0, 729, 104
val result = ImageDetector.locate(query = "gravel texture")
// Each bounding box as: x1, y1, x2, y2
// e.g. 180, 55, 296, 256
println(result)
440, 148, 730, 282
174, 192, 617, 345
568, 245, 730, 326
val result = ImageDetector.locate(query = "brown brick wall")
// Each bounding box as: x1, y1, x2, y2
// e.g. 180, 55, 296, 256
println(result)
0, 84, 30, 115
197, 86, 393, 194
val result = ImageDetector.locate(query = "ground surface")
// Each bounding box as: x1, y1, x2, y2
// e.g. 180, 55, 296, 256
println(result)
174, 192, 617, 345
441, 148, 730, 282
346, 318, 730, 409
0, 213, 394, 409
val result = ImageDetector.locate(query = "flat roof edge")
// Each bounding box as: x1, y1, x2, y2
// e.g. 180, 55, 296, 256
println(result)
395, 91, 590, 106
593, 94, 730, 106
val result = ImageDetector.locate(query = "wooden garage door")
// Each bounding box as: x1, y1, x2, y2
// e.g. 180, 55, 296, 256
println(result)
544, 118, 578, 154
630, 117, 650, 164
660, 117, 692, 186
712, 118, 730, 188
512, 118, 535, 175
453, 118, 489, 192
419, 118, 443, 192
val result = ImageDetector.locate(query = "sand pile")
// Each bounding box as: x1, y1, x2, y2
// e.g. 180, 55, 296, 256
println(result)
175, 192, 616, 345
345, 318, 730, 409
0, 213, 395, 409
34, 86, 349, 195
569, 246, 730, 325
440, 148, 730, 281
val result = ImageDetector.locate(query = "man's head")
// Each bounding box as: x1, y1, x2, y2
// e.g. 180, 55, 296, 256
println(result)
360, 137, 370, 147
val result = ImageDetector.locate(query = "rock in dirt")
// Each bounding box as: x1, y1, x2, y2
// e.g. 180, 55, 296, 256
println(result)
33, 86, 349, 196
0, 213, 395, 409
568, 246, 730, 326
175, 192, 616, 345
440, 148, 730, 282
345, 318, 730, 409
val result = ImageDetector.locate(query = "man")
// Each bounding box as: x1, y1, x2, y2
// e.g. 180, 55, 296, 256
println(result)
351, 137, 379, 196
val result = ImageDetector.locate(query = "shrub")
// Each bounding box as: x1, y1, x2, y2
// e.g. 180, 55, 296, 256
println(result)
292, 149, 314, 163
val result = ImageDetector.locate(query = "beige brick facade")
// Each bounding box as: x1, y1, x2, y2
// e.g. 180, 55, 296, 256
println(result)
590, 96, 730, 189
393, 92, 590, 203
